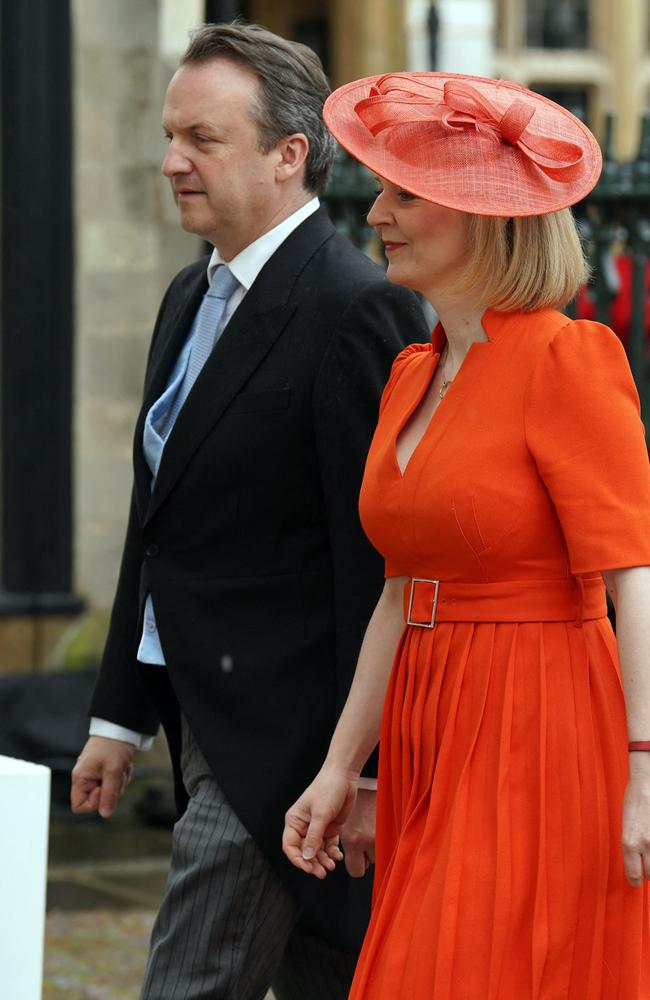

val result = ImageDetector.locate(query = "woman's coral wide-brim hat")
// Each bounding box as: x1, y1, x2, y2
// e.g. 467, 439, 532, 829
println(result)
323, 72, 602, 216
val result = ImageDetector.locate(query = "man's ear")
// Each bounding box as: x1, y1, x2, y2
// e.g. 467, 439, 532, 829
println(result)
275, 133, 309, 183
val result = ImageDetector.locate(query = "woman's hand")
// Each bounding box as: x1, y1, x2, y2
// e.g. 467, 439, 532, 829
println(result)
282, 577, 405, 878
283, 767, 358, 878
622, 754, 650, 887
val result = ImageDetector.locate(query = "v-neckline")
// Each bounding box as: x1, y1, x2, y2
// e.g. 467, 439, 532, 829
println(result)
394, 315, 493, 479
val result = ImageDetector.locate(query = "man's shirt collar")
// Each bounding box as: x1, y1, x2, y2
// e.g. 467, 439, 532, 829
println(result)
207, 197, 320, 291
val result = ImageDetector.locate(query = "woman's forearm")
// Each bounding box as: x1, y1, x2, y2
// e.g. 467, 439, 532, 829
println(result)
604, 565, 650, 885
324, 575, 408, 778
604, 566, 650, 743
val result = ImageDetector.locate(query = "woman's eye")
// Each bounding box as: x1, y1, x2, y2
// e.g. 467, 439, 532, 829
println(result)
397, 190, 416, 202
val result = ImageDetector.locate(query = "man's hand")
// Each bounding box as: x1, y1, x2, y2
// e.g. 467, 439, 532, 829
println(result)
70, 736, 135, 819
340, 787, 376, 877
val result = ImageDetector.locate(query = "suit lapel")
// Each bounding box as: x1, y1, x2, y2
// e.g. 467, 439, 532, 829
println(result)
132, 265, 208, 520
144, 271, 208, 412
145, 300, 296, 524
143, 207, 335, 525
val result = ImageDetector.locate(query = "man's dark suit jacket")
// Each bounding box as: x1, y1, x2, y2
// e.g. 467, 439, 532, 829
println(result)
90, 207, 429, 950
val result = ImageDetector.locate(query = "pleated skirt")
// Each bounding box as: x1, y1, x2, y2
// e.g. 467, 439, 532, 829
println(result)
349, 619, 650, 999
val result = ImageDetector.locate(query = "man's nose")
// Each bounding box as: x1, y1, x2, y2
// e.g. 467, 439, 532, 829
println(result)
162, 144, 193, 177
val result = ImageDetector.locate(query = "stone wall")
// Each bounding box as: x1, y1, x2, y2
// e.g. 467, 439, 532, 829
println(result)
73, 0, 201, 617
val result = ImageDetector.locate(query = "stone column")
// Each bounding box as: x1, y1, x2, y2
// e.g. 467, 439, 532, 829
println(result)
603, 0, 647, 157
435, 0, 495, 77
73, 0, 200, 617
331, 0, 407, 84
405, 0, 434, 70
0, 0, 81, 670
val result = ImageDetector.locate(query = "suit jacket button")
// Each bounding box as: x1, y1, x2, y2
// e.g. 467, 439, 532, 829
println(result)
145, 543, 159, 558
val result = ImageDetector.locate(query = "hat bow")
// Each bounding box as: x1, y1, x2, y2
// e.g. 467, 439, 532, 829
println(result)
354, 75, 585, 184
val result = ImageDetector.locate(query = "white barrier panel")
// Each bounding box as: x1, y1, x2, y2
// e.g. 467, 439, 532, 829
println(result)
0, 756, 50, 1000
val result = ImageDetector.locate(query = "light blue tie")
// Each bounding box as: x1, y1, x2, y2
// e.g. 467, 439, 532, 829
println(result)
138, 263, 240, 666
164, 264, 240, 431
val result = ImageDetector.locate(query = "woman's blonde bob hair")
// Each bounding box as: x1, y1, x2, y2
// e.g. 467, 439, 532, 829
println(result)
459, 209, 589, 312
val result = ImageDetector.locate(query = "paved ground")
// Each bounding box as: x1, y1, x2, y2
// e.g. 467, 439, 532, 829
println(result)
43, 795, 276, 999
44, 910, 156, 1000
44, 908, 275, 999
44, 811, 167, 999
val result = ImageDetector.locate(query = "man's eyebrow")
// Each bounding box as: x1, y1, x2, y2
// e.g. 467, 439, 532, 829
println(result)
162, 120, 220, 133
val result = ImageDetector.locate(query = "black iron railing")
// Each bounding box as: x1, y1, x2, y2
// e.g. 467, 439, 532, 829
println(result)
580, 114, 650, 415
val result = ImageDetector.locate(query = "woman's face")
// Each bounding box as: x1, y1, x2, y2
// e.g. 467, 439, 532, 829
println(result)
367, 178, 471, 296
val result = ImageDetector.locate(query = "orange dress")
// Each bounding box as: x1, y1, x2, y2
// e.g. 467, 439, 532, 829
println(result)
352, 308, 650, 999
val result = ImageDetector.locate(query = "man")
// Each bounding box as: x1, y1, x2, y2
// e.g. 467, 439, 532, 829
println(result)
71, 22, 429, 1000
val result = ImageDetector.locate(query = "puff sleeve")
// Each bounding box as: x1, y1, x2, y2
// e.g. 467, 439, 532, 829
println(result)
378, 342, 432, 417
524, 319, 650, 574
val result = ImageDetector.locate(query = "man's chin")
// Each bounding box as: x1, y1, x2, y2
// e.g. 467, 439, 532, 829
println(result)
177, 213, 210, 240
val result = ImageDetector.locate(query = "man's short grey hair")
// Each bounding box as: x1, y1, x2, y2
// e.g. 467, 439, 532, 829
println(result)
181, 22, 336, 195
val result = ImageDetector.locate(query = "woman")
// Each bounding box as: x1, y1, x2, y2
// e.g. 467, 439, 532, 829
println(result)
283, 73, 650, 998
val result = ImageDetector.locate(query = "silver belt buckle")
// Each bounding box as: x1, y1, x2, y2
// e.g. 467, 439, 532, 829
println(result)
407, 577, 440, 628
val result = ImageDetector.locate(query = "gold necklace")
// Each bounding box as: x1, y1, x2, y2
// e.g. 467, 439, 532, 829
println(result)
439, 348, 454, 398
439, 374, 454, 399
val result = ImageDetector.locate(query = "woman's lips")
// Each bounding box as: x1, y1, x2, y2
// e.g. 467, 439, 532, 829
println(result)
384, 242, 406, 254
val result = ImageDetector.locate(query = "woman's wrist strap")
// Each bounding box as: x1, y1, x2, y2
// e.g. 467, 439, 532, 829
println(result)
628, 741, 650, 752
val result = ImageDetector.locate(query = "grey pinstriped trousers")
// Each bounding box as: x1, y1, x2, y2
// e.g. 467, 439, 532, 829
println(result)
140, 718, 358, 1000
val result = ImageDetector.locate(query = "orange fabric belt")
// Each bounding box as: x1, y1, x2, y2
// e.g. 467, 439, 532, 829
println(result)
403, 576, 607, 628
